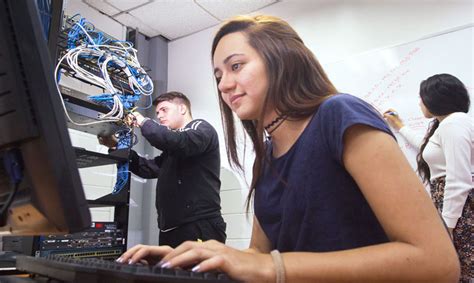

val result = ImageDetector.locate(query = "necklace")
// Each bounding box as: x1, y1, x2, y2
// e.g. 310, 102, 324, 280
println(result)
264, 115, 286, 135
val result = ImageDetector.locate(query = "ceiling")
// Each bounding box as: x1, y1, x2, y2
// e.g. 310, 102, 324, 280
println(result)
82, 0, 279, 41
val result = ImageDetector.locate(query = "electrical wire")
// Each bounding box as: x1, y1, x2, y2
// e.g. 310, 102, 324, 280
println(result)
111, 130, 134, 195
55, 15, 154, 126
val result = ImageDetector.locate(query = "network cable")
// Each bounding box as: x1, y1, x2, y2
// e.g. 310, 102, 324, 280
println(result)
55, 15, 154, 126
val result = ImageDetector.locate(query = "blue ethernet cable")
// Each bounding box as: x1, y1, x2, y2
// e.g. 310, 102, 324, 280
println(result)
112, 130, 133, 195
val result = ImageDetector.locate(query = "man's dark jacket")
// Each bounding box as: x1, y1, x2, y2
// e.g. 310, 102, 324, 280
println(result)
129, 119, 222, 230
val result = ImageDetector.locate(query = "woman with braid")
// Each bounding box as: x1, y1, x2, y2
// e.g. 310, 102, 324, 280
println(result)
384, 73, 473, 282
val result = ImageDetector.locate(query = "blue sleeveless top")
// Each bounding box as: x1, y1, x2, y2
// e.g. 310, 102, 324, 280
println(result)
254, 94, 393, 252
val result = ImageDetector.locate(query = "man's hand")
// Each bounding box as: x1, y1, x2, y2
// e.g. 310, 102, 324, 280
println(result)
124, 114, 136, 127
126, 111, 148, 128
98, 135, 118, 149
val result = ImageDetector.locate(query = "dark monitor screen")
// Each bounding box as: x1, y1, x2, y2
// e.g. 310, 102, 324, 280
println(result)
0, 0, 91, 235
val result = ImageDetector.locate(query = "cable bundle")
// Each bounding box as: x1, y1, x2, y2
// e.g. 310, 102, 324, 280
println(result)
55, 15, 154, 126
112, 130, 135, 195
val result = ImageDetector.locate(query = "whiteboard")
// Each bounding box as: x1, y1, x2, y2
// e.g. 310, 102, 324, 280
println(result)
324, 25, 473, 169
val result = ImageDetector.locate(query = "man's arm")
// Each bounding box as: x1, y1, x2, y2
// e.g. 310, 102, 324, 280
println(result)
129, 150, 162, 179
140, 119, 216, 157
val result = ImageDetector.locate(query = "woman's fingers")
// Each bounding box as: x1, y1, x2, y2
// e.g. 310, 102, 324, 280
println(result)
162, 246, 216, 269
126, 242, 260, 282
118, 245, 173, 265
159, 240, 227, 269
160, 241, 206, 265
382, 109, 405, 130
128, 246, 156, 264
193, 255, 226, 273
119, 241, 239, 279
383, 108, 397, 114
383, 109, 398, 118
117, 244, 143, 262
160, 241, 198, 262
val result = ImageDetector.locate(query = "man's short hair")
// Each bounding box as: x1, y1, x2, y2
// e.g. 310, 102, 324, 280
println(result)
153, 91, 192, 116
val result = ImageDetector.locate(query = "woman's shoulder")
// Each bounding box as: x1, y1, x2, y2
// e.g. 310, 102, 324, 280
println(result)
441, 112, 473, 127
318, 93, 379, 118
437, 112, 473, 138
444, 112, 472, 121
321, 93, 366, 107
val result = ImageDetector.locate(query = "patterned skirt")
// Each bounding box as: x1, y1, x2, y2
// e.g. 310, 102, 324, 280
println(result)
430, 176, 473, 283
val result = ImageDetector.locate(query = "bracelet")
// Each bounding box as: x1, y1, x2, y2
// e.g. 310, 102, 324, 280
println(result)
270, 250, 286, 283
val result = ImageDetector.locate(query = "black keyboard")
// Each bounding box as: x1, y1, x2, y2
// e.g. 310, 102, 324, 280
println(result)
15, 255, 238, 283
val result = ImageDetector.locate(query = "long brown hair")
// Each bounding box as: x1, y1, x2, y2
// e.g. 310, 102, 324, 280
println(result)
416, 74, 470, 184
211, 15, 337, 210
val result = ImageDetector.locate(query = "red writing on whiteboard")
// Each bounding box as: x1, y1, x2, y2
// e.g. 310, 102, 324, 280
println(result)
364, 47, 421, 104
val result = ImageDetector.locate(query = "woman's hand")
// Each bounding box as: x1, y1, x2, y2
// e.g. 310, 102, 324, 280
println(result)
383, 108, 405, 130
117, 244, 174, 265
159, 240, 275, 283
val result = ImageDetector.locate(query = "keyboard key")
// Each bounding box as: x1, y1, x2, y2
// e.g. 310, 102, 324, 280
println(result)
191, 271, 204, 278
175, 269, 191, 277
204, 272, 217, 279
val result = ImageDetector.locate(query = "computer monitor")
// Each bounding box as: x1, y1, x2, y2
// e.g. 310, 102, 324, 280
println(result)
0, 0, 91, 235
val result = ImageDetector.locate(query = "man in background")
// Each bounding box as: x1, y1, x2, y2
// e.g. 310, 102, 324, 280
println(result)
99, 91, 226, 247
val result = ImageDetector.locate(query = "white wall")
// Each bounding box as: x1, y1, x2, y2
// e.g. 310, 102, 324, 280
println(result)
167, 0, 474, 249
